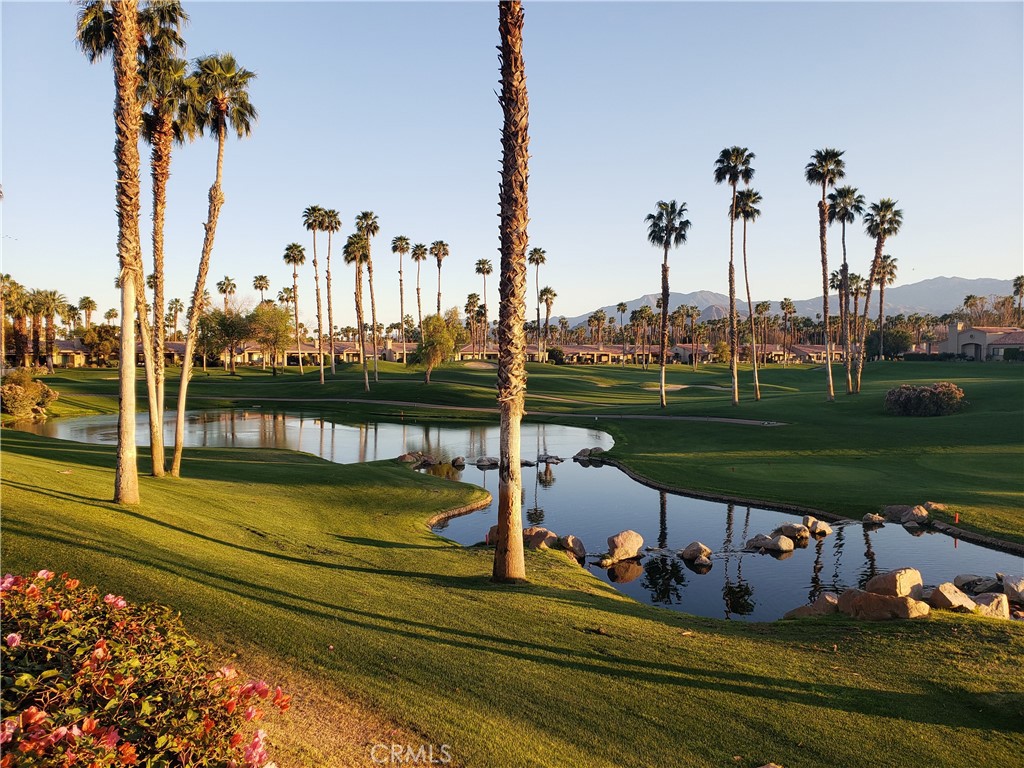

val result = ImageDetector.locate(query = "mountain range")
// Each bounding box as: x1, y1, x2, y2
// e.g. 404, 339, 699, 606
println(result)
559, 276, 1015, 328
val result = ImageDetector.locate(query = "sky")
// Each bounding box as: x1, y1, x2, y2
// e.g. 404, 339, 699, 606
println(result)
2, 0, 1022, 331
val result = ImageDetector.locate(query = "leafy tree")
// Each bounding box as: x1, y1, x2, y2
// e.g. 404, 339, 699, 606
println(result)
417, 313, 458, 384
645, 200, 690, 407
866, 328, 911, 359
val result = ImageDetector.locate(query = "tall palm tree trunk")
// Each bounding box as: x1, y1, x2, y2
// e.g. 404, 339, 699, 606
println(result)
659, 246, 670, 408
312, 234, 325, 385
742, 219, 760, 400
728, 185, 739, 405
355, 264, 369, 392
854, 247, 881, 394
132, 270, 163, 476
367, 255, 379, 382
327, 232, 337, 375
416, 261, 423, 337
171, 123, 226, 478
112, 0, 142, 503
149, 115, 173, 470
291, 269, 303, 375
436, 264, 443, 316
535, 265, 542, 355
398, 252, 406, 361
817, 191, 835, 401
840, 222, 852, 394
878, 282, 887, 361
493, 0, 528, 583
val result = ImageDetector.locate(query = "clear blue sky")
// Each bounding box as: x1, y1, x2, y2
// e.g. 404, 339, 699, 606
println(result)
3, 1, 1022, 329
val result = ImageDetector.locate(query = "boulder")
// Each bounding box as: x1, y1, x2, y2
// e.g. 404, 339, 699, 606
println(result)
923, 501, 948, 513
475, 456, 499, 468
745, 533, 774, 551
955, 575, 1000, 595
693, 555, 713, 569
901, 505, 929, 526
928, 582, 977, 613
953, 573, 983, 589
775, 523, 810, 540
863, 513, 886, 525
680, 541, 712, 561
589, 447, 605, 456
865, 568, 923, 598
607, 530, 644, 563
485, 524, 500, 546
537, 454, 563, 464
1002, 574, 1024, 604
520, 459, 537, 467
765, 535, 795, 553
903, 523, 924, 536
974, 593, 1010, 620
397, 452, 419, 463
838, 589, 931, 621
802, 515, 818, 528
451, 456, 466, 468
573, 448, 591, 459
607, 559, 643, 583
523, 526, 558, 550
882, 504, 914, 522
809, 520, 833, 537
560, 534, 586, 560
783, 592, 840, 620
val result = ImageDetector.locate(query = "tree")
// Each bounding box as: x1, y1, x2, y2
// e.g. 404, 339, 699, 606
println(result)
804, 148, 845, 401
35, 290, 67, 374
734, 188, 762, 400
527, 247, 546, 349
211, 308, 249, 374
430, 240, 449, 315
104, 308, 118, 325
411, 242, 427, 335
170, 52, 256, 477
645, 200, 691, 407
344, 232, 371, 392
216, 276, 236, 313
302, 205, 327, 384
78, 296, 97, 329
418, 313, 457, 384
616, 301, 628, 365
687, 304, 701, 371
321, 208, 342, 375
714, 146, 755, 406
866, 328, 911, 359
540, 286, 556, 350
848, 273, 865, 341
493, 0, 529, 583
356, 211, 381, 382
827, 185, 865, 394
475, 258, 493, 349
464, 293, 481, 357
167, 297, 184, 338
392, 235, 411, 355
588, 309, 607, 345
876, 254, 898, 359
780, 298, 795, 366
252, 274, 269, 303
1013, 275, 1024, 325
855, 199, 903, 391
282, 243, 305, 374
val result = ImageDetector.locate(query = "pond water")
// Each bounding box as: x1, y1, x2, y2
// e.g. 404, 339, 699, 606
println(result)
18, 410, 1022, 621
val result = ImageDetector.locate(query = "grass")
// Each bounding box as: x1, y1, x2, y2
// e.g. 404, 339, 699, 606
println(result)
2, 429, 1022, 767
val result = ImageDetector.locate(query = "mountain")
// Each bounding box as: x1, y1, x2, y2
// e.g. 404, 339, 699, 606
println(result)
560, 276, 1015, 327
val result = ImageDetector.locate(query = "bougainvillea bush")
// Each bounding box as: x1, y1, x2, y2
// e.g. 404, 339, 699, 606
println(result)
0, 570, 289, 767
883, 381, 967, 417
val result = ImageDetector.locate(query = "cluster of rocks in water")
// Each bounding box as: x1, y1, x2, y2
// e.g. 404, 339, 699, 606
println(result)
743, 515, 834, 559
397, 451, 551, 471
484, 523, 587, 563
784, 567, 1024, 622
864, 500, 945, 535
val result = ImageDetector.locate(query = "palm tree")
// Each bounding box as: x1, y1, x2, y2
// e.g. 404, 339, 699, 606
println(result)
589, 309, 607, 345
167, 297, 184, 338
302, 205, 327, 384
253, 275, 269, 303
827, 185, 865, 394
734, 188, 762, 400
645, 200, 691, 408
856, 199, 903, 392
687, 304, 701, 370
876, 254, 898, 360
804, 148, 846, 401
282, 243, 306, 375
540, 286, 556, 349
356, 212, 381, 382
276, 287, 294, 307
411, 243, 428, 335
527, 247, 546, 349
848, 273, 865, 341
216, 275, 236, 313
780, 298, 796, 366
430, 240, 449, 315
392, 235, 411, 355
104, 308, 119, 325
344, 232, 371, 392
493, 0, 529, 583
475, 258, 493, 350
34, 290, 66, 374
465, 293, 481, 357
714, 146, 755, 406
615, 301, 628, 365
78, 296, 97, 329
6, 283, 31, 368
320, 208, 342, 375
1013, 275, 1024, 325
170, 52, 256, 478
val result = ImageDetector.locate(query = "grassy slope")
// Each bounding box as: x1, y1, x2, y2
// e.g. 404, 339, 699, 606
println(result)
2, 430, 1022, 768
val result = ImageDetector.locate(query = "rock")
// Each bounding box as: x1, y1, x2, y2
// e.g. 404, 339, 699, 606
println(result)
573, 448, 591, 459
694, 555, 712, 568
607, 530, 644, 563
607, 559, 643, 583
683, 557, 713, 574
900, 505, 929, 525
863, 513, 886, 525
765, 535, 794, 553
809, 520, 833, 536
1002, 574, 1024, 604
802, 515, 818, 528
560, 534, 586, 559
485, 524, 500, 546
537, 454, 563, 464
475, 456, 499, 468
451, 456, 466, 468
838, 589, 931, 621
680, 541, 712, 561
589, 447, 605, 456
882, 504, 914, 522
954, 573, 983, 589
928, 582, 977, 613
783, 592, 840, 619
865, 568, 923, 598
903, 522, 924, 536
523, 526, 558, 550
745, 533, 774, 550
955, 575, 1000, 595
520, 459, 537, 467
974, 593, 1010, 620
397, 452, 419, 463
924, 501, 947, 512
774, 523, 810, 540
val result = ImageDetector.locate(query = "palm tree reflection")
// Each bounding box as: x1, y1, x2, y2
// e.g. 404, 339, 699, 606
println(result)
642, 554, 686, 603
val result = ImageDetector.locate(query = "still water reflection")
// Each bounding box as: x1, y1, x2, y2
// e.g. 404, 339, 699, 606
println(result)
19, 409, 1022, 621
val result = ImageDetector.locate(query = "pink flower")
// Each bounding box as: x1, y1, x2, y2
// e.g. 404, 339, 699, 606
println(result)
243, 706, 259, 721
252, 680, 270, 699
218, 666, 238, 680
103, 594, 127, 609
5, 634, 21, 648
243, 730, 269, 767
0, 574, 17, 592
1, 719, 17, 745
101, 727, 120, 750
35, 570, 54, 581
65, 579, 80, 590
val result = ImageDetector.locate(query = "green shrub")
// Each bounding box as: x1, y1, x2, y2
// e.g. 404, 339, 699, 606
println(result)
0, 371, 57, 419
546, 347, 566, 365
883, 381, 967, 416
1, 570, 289, 767
1003, 348, 1022, 362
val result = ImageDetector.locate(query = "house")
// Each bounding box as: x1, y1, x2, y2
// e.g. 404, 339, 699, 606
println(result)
54, 338, 88, 368
788, 344, 843, 363
942, 322, 1024, 360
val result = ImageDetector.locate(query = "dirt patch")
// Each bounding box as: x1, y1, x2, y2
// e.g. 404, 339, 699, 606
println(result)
463, 361, 496, 370
640, 384, 685, 391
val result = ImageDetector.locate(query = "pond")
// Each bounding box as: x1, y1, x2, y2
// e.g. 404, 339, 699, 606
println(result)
18, 409, 1022, 621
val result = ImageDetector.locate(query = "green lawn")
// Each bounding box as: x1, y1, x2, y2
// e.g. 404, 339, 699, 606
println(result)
2, 429, 1022, 768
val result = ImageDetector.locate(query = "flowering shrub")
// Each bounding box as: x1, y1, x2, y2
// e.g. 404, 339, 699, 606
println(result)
0, 369, 58, 419
1, 570, 289, 767
883, 381, 967, 416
